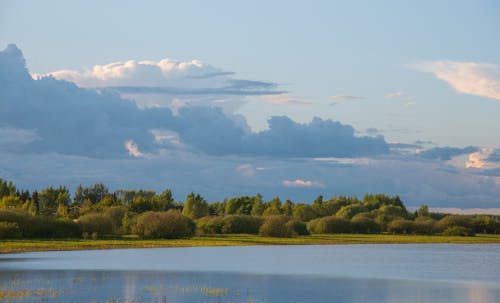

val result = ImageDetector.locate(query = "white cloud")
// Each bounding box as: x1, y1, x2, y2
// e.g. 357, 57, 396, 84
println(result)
331, 95, 364, 100
37, 58, 223, 88
385, 92, 412, 99
125, 140, 145, 158
466, 148, 500, 169
236, 164, 255, 177
410, 60, 500, 100
282, 179, 323, 188
258, 94, 313, 105
330, 95, 364, 106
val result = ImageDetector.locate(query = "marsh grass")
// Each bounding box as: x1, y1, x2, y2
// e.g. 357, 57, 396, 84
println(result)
1, 234, 500, 254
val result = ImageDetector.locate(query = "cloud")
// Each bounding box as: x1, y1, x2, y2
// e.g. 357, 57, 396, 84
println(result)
410, 60, 500, 100
466, 148, 500, 169
330, 95, 364, 106
331, 95, 364, 100
125, 140, 145, 158
258, 94, 313, 105
0, 44, 389, 160
35, 56, 284, 111
0, 127, 40, 148
385, 92, 412, 99
282, 179, 323, 188
236, 164, 255, 177
417, 146, 477, 161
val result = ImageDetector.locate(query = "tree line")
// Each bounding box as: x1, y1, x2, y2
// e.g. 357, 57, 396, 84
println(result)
0, 178, 499, 239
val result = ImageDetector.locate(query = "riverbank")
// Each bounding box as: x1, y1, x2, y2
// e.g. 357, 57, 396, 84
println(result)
2, 234, 500, 254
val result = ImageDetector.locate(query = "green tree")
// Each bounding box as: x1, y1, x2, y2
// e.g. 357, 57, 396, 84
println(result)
417, 204, 430, 217
182, 192, 209, 219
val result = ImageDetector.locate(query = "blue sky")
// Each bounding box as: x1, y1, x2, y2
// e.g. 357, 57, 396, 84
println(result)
1, 1, 500, 208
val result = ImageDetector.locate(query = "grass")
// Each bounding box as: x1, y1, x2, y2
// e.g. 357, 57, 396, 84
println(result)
1, 233, 500, 254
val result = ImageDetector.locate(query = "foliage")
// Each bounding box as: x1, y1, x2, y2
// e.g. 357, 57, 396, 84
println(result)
442, 226, 475, 237
133, 210, 195, 239
308, 216, 350, 234
388, 219, 414, 234
77, 213, 113, 235
259, 215, 295, 237
196, 216, 225, 234
220, 215, 263, 234
182, 192, 209, 219
350, 215, 381, 233
0, 221, 22, 239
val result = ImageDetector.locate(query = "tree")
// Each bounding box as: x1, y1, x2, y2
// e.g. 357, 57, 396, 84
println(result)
417, 204, 430, 217
39, 186, 70, 216
250, 194, 265, 216
225, 196, 254, 214
182, 192, 209, 219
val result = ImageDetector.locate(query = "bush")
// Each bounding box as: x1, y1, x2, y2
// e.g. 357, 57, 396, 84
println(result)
196, 216, 224, 234
103, 206, 128, 234
259, 215, 294, 237
413, 217, 436, 235
435, 215, 472, 232
442, 226, 475, 237
78, 213, 113, 235
308, 216, 350, 234
221, 215, 263, 234
388, 219, 414, 234
350, 216, 380, 234
0, 209, 80, 238
285, 219, 309, 235
133, 210, 195, 239
0, 221, 22, 239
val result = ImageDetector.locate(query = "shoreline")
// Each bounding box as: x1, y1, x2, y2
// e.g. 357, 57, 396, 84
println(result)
2, 234, 500, 254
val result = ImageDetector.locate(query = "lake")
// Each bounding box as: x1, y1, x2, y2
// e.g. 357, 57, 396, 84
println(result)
1, 244, 499, 302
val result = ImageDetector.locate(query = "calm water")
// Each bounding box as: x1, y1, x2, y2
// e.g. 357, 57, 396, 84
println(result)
1, 244, 499, 302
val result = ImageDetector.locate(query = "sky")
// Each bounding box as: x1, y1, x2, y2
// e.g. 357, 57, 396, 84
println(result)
1, 1, 500, 209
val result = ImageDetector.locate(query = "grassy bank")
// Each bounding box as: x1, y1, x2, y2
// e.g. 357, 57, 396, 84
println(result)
2, 234, 500, 254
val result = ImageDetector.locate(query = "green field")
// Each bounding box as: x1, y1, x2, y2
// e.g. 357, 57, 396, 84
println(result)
2, 234, 500, 254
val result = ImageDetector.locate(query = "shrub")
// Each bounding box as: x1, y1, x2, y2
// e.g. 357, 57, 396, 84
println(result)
413, 217, 436, 235
133, 210, 195, 239
350, 216, 381, 234
442, 226, 475, 237
78, 213, 113, 235
259, 215, 294, 237
196, 216, 224, 234
0, 209, 80, 238
285, 219, 309, 236
308, 216, 350, 234
221, 215, 263, 234
103, 206, 128, 234
388, 219, 414, 234
0, 221, 22, 239
435, 215, 472, 232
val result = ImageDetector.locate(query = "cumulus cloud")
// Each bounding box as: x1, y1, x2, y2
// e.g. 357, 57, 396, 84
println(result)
417, 146, 477, 161
410, 60, 500, 100
466, 148, 500, 169
35, 56, 284, 111
0, 44, 390, 160
282, 179, 323, 188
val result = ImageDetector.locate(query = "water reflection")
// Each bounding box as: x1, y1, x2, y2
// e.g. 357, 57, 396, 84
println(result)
1, 245, 500, 302
1, 270, 499, 303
